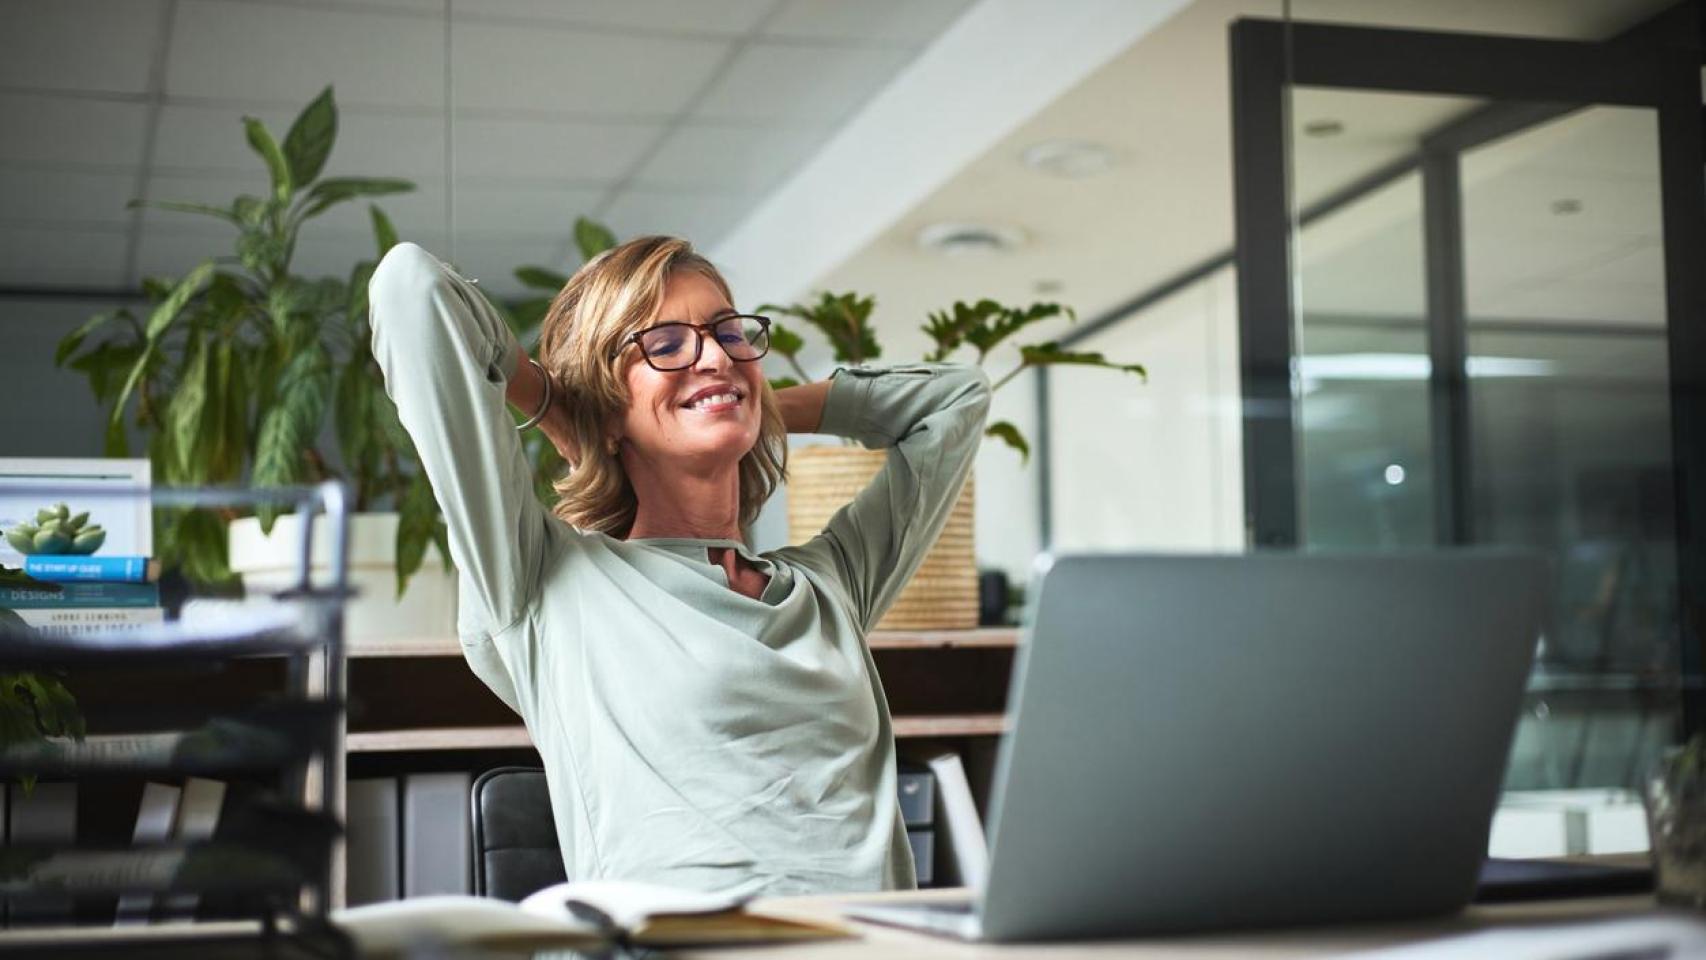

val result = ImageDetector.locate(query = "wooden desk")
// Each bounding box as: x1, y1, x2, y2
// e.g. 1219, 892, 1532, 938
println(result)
681, 888, 1671, 959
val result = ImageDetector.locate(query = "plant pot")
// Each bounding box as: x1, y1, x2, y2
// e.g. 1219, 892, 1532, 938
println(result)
228, 512, 456, 650
786, 445, 977, 631
1647, 759, 1706, 908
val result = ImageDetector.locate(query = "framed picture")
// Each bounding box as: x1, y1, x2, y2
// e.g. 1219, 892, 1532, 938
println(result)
0, 458, 152, 563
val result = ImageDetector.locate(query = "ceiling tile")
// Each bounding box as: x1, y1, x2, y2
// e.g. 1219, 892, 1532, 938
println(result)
762, 0, 974, 45
153, 103, 446, 180
166, 0, 444, 109
452, 183, 607, 236
601, 190, 754, 257
634, 122, 831, 193
454, 0, 774, 36
452, 118, 660, 181
0, 0, 165, 95
0, 225, 129, 288
0, 94, 151, 167
0, 170, 138, 226
693, 42, 913, 123
451, 20, 729, 117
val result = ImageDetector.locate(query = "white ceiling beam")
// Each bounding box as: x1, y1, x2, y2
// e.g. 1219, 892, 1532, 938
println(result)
710, 0, 1195, 306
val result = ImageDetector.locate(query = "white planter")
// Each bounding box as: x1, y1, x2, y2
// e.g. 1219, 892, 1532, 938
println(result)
228, 512, 456, 650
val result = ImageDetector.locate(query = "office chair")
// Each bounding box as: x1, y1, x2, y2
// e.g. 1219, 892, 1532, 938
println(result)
470, 765, 567, 901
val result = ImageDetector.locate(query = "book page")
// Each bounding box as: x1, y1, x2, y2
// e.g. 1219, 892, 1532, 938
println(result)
520, 879, 751, 931
332, 894, 603, 955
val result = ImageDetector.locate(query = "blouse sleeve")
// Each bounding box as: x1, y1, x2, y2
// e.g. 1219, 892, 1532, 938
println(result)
368, 242, 552, 656
783, 362, 991, 632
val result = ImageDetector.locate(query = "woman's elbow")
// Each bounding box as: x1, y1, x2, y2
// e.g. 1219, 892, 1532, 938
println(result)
369, 242, 444, 326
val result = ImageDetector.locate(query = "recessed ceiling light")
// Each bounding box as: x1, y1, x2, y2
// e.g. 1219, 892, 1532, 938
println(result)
1020, 140, 1118, 178
1303, 119, 1344, 138
915, 222, 1027, 257
1551, 198, 1583, 215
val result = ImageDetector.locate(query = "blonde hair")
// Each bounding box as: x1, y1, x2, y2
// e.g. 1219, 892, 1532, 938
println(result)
535, 235, 787, 538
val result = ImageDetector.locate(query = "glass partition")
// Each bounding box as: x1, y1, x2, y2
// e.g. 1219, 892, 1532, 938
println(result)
1270, 7, 1688, 858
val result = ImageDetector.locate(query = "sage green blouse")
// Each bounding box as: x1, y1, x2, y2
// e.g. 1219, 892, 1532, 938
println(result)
369, 242, 991, 896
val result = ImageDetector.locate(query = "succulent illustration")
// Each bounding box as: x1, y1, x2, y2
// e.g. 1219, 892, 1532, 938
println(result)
4, 504, 105, 556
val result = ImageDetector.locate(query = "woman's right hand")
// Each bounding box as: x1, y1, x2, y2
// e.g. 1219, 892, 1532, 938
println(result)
508, 349, 582, 467
538, 394, 582, 468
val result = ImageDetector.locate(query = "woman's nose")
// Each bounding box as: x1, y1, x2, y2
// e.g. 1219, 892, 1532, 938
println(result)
694, 329, 733, 372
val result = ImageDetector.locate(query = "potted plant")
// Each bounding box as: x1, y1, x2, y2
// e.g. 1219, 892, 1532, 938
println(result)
0, 568, 85, 795
1648, 734, 1706, 906
760, 295, 1146, 630
54, 87, 453, 646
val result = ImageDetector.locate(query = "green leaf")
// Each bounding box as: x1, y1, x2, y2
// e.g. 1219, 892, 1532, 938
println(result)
282, 86, 337, 188
164, 333, 212, 484
210, 343, 248, 484
514, 266, 569, 292
768, 322, 805, 360
104, 415, 130, 458
297, 178, 413, 221
69, 340, 145, 405
233, 195, 268, 227
251, 342, 332, 532
346, 260, 375, 325
923, 300, 1074, 363
126, 198, 241, 225
964, 301, 1073, 357
984, 420, 1030, 464
759, 292, 880, 365
238, 228, 291, 276
334, 350, 375, 480
369, 204, 399, 258
265, 277, 311, 337
1015, 342, 1147, 380
573, 217, 617, 261
165, 507, 234, 586
768, 376, 801, 391
395, 472, 438, 598
55, 312, 121, 367
109, 262, 216, 435
243, 116, 293, 205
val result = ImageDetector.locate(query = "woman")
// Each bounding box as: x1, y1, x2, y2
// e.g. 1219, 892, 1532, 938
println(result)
369, 237, 990, 896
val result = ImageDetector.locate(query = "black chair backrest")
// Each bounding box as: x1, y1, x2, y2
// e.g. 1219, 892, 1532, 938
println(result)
470, 765, 567, 901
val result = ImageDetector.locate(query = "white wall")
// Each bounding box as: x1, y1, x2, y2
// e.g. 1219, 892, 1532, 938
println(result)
1048, 267, 1243, 553
0, 298, 130, 458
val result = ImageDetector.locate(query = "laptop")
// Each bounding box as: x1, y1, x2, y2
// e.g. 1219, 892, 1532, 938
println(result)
850, 551, 1546, 942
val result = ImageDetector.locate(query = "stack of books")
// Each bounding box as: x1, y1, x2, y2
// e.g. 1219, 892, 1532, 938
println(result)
1, 555, 164, 636
0, 457, 158, 635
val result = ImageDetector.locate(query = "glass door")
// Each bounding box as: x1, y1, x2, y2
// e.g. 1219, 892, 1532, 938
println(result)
1231, 8, 1706, 855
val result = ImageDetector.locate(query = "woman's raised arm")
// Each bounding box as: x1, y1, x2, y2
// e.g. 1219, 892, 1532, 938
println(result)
368, 242, 553, 647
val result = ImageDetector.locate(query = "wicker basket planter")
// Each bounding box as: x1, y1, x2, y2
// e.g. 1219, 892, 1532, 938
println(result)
786, 445, 977, 630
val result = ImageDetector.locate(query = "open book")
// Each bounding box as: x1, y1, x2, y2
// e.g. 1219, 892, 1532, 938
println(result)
331, 880, 854, 955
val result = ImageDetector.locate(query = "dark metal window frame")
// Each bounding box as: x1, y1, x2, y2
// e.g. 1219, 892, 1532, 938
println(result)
1229, 5, 1706, 727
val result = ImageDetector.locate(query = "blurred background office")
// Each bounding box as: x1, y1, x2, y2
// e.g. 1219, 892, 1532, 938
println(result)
1, 0, 1700, 863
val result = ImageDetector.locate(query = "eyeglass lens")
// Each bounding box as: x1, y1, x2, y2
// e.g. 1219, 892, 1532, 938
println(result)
638, 316, 768, 370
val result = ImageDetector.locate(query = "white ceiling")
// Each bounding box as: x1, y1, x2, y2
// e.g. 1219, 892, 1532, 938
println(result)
815, 0, 1679, 365
0, 0, 974, 297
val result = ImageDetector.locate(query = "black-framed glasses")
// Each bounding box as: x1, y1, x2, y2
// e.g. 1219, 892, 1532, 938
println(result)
615, 314, 771, 371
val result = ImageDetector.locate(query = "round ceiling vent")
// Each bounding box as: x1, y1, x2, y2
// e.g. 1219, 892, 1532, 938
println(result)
1020, 139, 1118, 178
915, 222, 1027, 257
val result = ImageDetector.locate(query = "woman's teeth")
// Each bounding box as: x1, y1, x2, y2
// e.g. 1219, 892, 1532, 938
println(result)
687, 392, 740, 410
